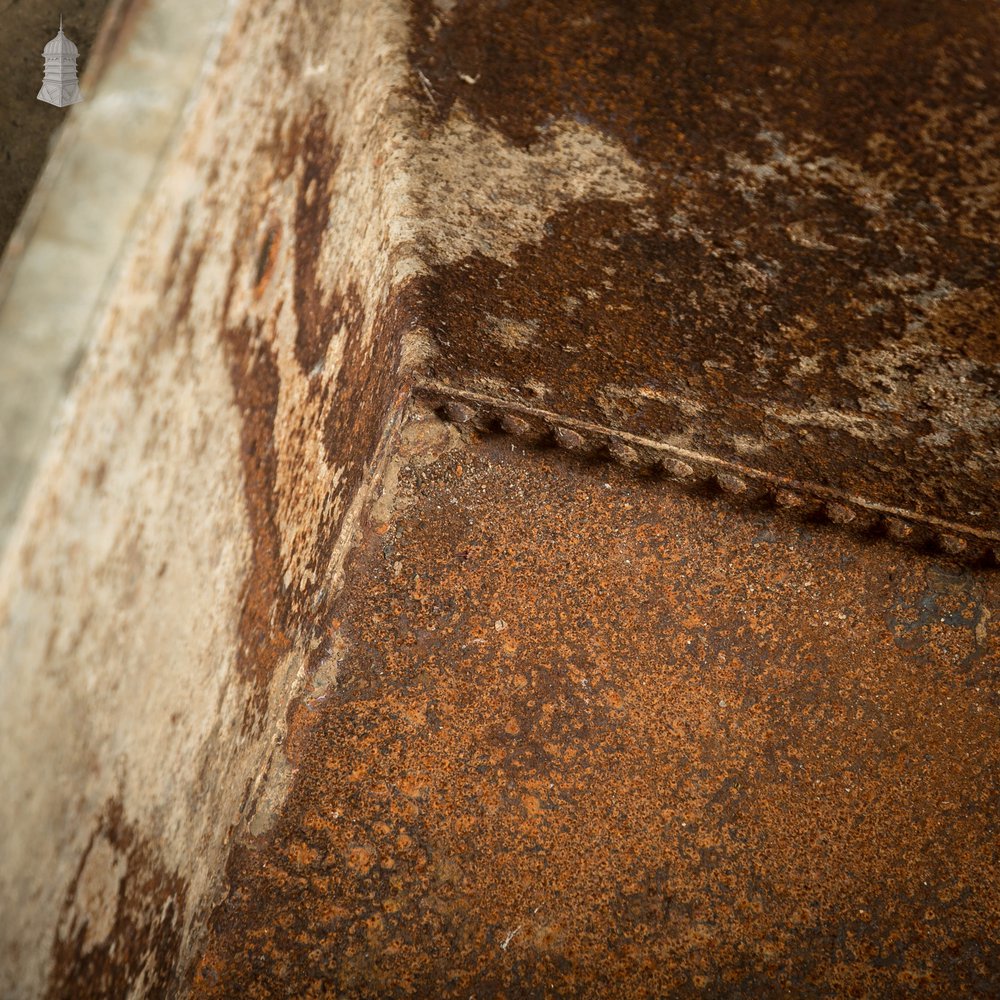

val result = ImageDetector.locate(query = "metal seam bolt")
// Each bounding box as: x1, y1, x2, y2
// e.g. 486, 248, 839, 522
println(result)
883, 517, 914, 541
444, 400, 476, 425
937, 533, 967, 556
825, 502, 856, 526
716, 472, 747, 495
773, 488, 803, 509
552, 425, 586, 451
660, 457, 694, 479
500, 412, 532, 437
607, 440, 639, 466
432, 401, 989, 565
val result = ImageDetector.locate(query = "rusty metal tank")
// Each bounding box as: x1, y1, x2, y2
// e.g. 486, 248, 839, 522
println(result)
1, 1, 997, 997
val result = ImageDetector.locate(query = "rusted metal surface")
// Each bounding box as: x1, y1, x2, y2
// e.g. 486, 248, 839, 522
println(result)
45, 800, 188, 1000
2, 0, 998, 995
192, 407, 999, 998
408, 0, 1000, 539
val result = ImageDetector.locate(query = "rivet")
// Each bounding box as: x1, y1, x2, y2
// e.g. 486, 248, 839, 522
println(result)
553, 425, 586, 451
444, 400, 475, 425
500, 412, 532, 437
883, 517, 914, 541
937, 533, 967, 556
716, 472, 747, 495
825, 502, 856, 525
773, 489, 803, 509
661, 457, 694, 479
608, 440, 639, 466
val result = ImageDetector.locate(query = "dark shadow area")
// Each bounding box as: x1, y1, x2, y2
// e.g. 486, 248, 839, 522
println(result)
0, 0, 111, 254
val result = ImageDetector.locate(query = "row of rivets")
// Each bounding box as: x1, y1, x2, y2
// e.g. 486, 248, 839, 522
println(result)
429, 393, 995, 565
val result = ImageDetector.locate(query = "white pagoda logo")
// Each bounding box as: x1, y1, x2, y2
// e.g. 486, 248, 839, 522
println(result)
38, 17, 83, 108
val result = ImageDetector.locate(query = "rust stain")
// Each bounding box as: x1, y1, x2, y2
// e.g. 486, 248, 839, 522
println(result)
406, 0, 1000, 536
219, 311, 290, 728
253, 223, 281, 300
190, 410, 1000, 997
291, 112, 343, 371
46, 798, 188, 1000
215, 100, 418, 728
215, 102, 344, 726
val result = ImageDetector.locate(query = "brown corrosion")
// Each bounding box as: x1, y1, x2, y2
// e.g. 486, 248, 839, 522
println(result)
253, 224, 281, 300
191, 410, 1000, 998
46, 798, 188, 1000
216, 100, 413, 728
408, 0, 1000, 535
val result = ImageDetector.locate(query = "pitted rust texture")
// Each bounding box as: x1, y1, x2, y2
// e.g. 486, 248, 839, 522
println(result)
408, 0, 1000, 536
192, 411, 999, 998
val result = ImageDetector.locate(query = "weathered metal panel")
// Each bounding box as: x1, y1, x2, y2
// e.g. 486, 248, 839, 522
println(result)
0, 1, 417, 995
1, 0, 997, 995
408, 0, 1000, 549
